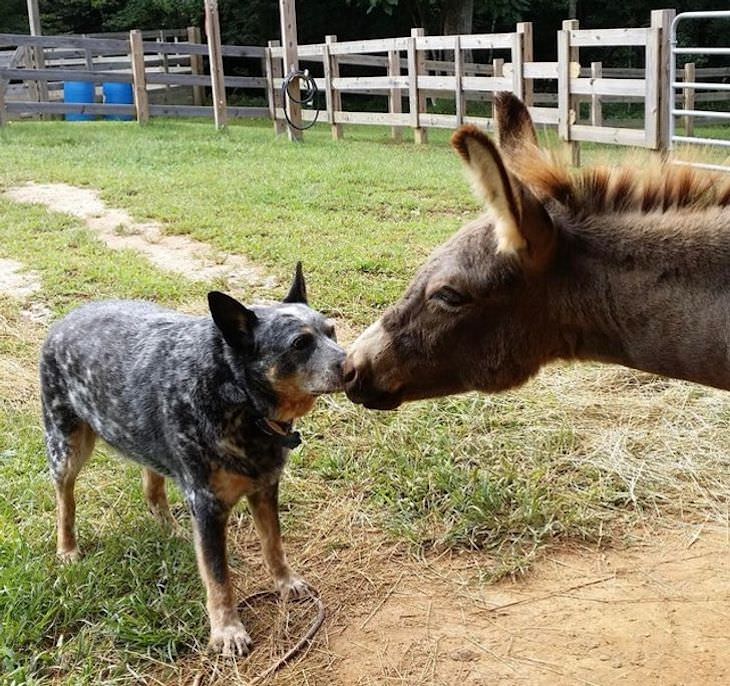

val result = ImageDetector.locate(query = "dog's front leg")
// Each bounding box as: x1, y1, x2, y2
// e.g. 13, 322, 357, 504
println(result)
189, 494, 252, 656
247, 482, 310, 599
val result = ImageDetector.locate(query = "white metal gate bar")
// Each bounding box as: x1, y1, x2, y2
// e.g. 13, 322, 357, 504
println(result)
669, 10, 730, 172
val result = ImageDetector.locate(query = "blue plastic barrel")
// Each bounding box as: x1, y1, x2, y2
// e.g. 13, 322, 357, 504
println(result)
103, 82, 134, 121
63, 81, 95, 121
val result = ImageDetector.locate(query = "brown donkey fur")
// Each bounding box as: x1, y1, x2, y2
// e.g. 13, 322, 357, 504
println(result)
344, 92, 730, 409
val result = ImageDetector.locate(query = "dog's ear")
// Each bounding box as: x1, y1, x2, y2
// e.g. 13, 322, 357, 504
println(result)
282, 261, 308, 304
208, 291, 258, 348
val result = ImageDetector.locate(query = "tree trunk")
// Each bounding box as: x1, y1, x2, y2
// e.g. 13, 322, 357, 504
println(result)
442, 0, 474, 35
441, 0, 473, 68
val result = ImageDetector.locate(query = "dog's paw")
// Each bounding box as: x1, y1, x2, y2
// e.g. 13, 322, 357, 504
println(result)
148, 503, 176, 527
276, 573, 312, 601
209, 621, 252, 657
57, 547, 81, 564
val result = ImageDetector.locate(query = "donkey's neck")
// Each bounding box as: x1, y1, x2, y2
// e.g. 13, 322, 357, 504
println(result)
552, 208, 730, 390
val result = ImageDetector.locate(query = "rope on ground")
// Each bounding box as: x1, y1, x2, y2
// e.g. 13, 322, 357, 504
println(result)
239, 589, 326, 682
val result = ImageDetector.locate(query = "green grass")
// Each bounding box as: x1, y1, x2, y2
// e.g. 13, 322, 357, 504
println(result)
0, 119, 476, 324
1, 118, 728, 684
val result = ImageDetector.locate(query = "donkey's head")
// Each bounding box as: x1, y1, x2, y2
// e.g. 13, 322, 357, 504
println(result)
344, 94, 559, 409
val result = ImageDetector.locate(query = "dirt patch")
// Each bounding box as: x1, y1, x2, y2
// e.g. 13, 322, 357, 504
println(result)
0, 257, 41, 299
329, 526, 729, 685
159, 488, 728, 686
0, 258, 53, 324
3, 183, 278, 290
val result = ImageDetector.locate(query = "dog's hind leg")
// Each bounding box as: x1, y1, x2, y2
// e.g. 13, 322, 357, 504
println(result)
44, 417, 96, 562
142, 468, 174, 527
247, 482, 310, 599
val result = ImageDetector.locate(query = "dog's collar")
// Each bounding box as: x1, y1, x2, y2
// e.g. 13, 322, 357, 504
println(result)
255, 417, 302, 449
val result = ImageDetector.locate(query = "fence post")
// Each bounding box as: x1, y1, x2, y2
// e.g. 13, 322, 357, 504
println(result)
26, 0, 49, 109
205, 0, 227, 130
279, 0, 302, 140
187, 26, 204, 106
492, 56, 504, 109
266, 40, 285, 134
410, 28, 427, 145
158, 30, 171, 103
561, 19, 580, 167
322, 42, 335, 135
454, 36, 465, 128
388, 48, 403, 141
651, 8, 676, 155
517, 22, 533, 107
0, 77, 6, 127
590, 61, 602, 127
325, 35, 343, 140
557, 27, 571, 156
511, 28, 524, 101
644, 25, 661, 149
80, 34, 94, 71
683, 62, 695, 136
130, 30, 150, 125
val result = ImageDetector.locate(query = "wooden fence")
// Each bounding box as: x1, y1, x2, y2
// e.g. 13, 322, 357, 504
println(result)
0, 29, 269, 123
266, 8, 727, 153
3, 29, 191, 105
1, 8, 728, 156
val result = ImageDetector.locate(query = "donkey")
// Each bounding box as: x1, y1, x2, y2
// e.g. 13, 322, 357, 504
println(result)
344, 92, 730, 409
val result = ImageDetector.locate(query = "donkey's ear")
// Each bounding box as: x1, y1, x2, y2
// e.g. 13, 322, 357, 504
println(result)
282, 261, 308, 304
451, 125, 526, 254
494, 91, 538, 156
451, 125, 556, 268
208, 291, 258, 348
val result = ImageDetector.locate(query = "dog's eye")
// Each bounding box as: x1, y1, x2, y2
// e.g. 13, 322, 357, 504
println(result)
429, 286, 470, 309
291, 334, 314, 351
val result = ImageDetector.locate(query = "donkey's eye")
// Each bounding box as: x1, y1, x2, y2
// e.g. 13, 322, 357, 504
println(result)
292, 333, 314, 351
430, 286, 470, 308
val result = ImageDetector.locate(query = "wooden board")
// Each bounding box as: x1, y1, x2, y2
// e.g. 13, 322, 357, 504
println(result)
570, 124, 647, 146
0, 33, 128, 52
569, 78, 645, 97
5, 101, 134, 115
1, 67, 132, 83
569, 27, 650, 47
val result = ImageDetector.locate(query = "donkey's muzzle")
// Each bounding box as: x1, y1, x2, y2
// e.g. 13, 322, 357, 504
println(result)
343, 357, 402, 410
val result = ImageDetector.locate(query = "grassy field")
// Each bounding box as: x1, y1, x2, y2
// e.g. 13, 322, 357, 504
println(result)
0, 118, 728, 684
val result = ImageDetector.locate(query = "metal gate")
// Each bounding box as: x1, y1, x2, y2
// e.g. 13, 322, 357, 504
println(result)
669, 10, 730, 172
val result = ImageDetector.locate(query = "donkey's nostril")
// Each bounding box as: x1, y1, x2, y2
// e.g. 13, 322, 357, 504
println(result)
342, 360, 358, 386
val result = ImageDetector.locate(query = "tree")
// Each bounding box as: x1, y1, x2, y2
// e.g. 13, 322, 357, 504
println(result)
443, 0, 474, 35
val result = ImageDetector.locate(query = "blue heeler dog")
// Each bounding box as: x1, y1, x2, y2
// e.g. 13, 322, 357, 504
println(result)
40, 264, 345, 656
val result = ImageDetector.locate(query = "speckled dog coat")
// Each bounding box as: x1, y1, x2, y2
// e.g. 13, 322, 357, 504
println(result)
40, 264, 344, 655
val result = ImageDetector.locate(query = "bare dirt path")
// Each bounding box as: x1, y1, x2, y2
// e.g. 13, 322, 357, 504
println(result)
3, 183, 278, 290
328, 526, 729, 686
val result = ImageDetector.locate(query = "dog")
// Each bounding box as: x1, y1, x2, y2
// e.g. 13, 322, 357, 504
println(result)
40, 263, 345, 655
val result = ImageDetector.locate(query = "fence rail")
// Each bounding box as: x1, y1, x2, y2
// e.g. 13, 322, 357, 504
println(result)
1, 8, 729, 163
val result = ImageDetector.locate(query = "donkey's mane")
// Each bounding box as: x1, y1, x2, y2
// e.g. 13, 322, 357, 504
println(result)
508, 146, 730, 217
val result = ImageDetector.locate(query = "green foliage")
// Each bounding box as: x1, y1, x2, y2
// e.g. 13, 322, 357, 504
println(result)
0, 0, 28, 33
